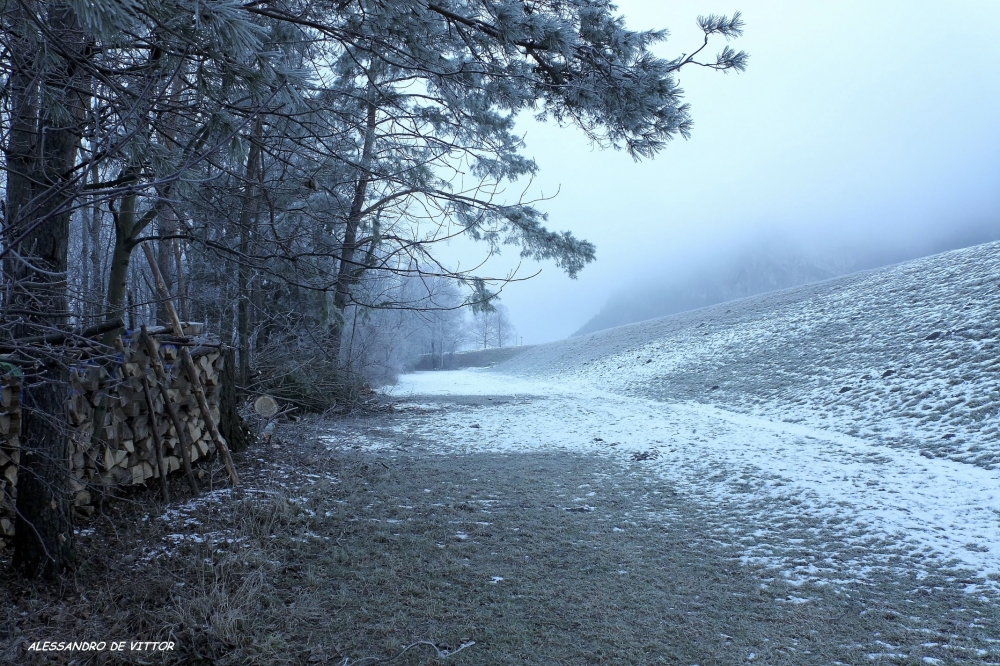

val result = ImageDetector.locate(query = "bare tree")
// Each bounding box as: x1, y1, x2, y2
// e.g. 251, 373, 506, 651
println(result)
495, 305, 517, 348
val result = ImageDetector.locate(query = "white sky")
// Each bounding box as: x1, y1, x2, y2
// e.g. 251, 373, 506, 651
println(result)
454, 0, 1000, 344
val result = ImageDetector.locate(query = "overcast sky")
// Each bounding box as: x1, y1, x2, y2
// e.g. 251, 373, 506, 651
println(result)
458, 0, 1000, 344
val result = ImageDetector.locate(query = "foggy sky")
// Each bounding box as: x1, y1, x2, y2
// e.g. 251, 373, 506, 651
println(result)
458, 1, 1000, 344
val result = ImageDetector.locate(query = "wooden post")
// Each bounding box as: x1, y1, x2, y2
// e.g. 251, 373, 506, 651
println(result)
140, 326, 199, 495
141, 243, 240, 486
140, 372, 170, 502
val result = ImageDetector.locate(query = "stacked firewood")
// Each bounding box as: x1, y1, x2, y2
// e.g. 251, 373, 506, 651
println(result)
0, 325, 224, 537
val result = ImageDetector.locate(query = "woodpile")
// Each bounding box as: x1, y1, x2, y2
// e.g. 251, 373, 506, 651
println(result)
0, 324, 225, 539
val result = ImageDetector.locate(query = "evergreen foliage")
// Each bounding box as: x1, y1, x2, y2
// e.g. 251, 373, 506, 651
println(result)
0, 0, 746, 577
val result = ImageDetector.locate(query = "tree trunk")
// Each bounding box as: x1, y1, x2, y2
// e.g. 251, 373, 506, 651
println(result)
173, 239, 190, 321
155, 211, 176, 326
4, 2, 90, 579
87, 79, 104, 322
104, 190, 139, 329
236, 121, 263, 388
13, 367, 74, 578
219, 347, 251, 453
329, 99, 378, 361
80, 202, 91, 323
88, 193, 104, 317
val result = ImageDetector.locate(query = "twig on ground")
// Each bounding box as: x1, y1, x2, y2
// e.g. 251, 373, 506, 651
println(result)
342, 639, 476, 665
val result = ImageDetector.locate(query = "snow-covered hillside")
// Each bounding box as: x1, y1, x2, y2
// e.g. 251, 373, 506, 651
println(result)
502, 241, 1000, 469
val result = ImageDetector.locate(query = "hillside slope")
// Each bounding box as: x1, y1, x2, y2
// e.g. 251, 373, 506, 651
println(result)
574, 226, 1000, 337
573, 241, 848, 336
500, 241, 1000, 468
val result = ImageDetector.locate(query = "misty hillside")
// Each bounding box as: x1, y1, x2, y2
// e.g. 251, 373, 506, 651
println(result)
575, 229, 1000, 336
500, 240, 1000, 468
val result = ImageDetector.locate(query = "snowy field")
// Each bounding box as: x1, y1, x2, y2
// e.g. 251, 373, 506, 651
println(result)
377, 242, 1000, 597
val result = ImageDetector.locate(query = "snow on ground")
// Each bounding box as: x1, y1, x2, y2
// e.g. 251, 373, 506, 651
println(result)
381, 370, 1000, 593
503, 241, 1000, 468
372, 242, 1000, 594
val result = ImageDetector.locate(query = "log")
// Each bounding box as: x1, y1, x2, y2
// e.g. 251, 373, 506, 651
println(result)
140, 372, 170, 502
133, 416, 149, 440
186, 421, 203, 444
136, 435, 153, 459
67, 398, 89, 426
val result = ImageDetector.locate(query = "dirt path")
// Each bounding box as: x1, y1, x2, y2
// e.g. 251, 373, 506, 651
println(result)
4, 375, 1000, 664
313, 377, 1000, 665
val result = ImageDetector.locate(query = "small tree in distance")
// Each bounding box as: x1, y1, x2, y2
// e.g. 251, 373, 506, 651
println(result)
473, 303, 517, 349
495, 305, 517, 349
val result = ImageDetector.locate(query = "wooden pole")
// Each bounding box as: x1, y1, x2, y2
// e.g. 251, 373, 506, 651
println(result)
140, 326, 199, 495
141, 243, 240, 486
140, 372, 170, 502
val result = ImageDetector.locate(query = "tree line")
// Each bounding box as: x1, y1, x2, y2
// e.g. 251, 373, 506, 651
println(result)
0, 0, 745, 577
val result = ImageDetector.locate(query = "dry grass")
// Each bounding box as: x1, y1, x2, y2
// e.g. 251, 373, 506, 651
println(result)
2, 414, 999, 665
